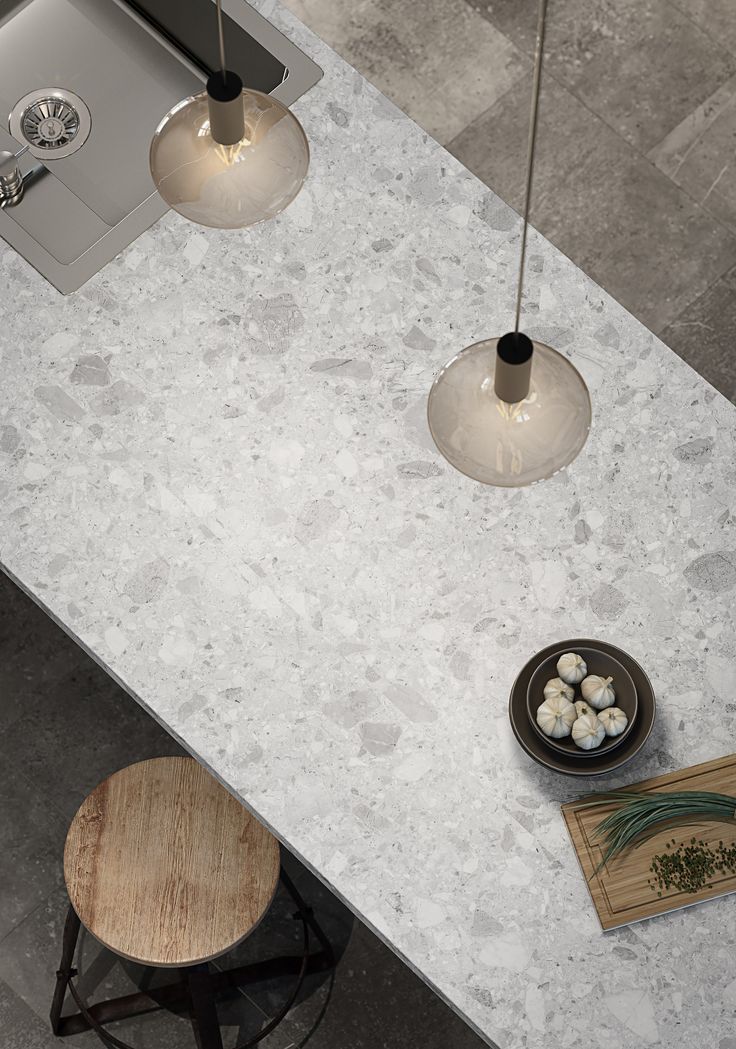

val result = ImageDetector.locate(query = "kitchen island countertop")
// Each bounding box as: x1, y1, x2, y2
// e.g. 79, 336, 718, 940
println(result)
1, 3, 735, 1046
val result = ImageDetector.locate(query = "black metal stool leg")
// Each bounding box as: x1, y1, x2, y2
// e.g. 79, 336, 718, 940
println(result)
49, 879, 335, 1049
187, 964, 224, 1049
50, 904, 81, 1034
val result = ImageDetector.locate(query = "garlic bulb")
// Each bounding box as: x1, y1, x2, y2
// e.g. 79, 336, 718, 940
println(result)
543, 677, 574, 704
571, 713, 605, 750
597, 707, 628, 737
581, 674, 615, 710
557, 652, 587, 685
574, 699, 594, 718
536, 695, 576, 738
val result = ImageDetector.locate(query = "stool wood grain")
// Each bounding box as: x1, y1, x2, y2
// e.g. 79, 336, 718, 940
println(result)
64, 756, 280, 967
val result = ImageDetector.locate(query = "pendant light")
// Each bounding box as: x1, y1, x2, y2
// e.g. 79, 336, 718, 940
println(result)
149, 0, 309, 229
427, 0, 591, 487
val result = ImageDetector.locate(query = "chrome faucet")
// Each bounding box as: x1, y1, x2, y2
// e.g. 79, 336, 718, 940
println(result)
0, 144, 46, 208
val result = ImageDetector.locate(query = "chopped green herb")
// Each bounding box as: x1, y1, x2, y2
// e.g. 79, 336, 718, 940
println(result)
649, 839, 736, 895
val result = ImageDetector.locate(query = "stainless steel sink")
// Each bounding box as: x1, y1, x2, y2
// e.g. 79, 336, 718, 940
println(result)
0, 0, 322, 292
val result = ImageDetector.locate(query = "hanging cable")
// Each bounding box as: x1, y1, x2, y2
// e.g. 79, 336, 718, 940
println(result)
514, 0, 549, 333
215, 0, 227, 80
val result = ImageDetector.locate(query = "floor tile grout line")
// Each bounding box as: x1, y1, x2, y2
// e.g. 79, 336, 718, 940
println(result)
655, 255, 736, 340
441, 49, 534, 151
690, 175, 736, 241
646, 74, 736, 178
665, 0, 736, 62
659, 260, 736, 335
0, 895, 50, 951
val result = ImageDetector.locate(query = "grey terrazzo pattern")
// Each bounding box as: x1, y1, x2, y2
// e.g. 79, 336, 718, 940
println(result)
1, 4, 736, 1049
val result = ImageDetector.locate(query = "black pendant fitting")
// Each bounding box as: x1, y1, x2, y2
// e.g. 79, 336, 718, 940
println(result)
206, 69, 243, 102
497, 331, 534, 365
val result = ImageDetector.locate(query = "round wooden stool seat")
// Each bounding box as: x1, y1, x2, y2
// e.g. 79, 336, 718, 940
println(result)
64, 757, 280, 968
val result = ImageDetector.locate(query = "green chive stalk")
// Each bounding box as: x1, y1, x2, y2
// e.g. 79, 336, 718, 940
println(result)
575, 790, 736, 873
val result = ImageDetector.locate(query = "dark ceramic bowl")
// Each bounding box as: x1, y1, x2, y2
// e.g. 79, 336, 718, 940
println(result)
509, 639, 655, 777
526, 646, 638, 758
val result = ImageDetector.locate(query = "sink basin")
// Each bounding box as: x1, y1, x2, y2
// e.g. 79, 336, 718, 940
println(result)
0, 0, 322, 292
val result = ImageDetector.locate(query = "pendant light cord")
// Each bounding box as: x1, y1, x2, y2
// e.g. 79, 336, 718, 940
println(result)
514, 0, 549, 333
215, 0, 227, 80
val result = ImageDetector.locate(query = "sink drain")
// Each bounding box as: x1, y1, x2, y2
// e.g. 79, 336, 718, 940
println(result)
9, 88, 91, 160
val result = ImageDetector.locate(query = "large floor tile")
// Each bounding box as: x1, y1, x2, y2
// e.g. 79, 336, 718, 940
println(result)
465, 0, 736, 152
0, 651, 184, 822
660, 264, 736, 404
448, 74, 736, 332
648, 73, 736, 235
0, 766, 66, 941
283, 0, 527, 142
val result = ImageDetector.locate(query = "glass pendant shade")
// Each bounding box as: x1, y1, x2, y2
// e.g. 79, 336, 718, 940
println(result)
150, 84, 309, 230
427, 333, 591, 487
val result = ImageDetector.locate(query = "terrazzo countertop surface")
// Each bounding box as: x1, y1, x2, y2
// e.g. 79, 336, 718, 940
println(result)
1, 3, 735, 1047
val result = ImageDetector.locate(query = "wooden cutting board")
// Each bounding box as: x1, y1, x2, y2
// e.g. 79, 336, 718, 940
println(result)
561, 753, 736, 930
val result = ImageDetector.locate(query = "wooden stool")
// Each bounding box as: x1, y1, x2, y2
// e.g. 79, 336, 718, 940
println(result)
50, 757, 334, 1049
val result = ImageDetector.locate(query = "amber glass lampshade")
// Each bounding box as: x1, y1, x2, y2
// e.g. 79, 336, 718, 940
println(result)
427, 332, 591, 487
150, 72, 309, 230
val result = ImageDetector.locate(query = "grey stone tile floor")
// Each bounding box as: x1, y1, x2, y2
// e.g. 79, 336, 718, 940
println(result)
285, 0, 736, 404
3, 1, 736, 1046
0, 573, 486, 1049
